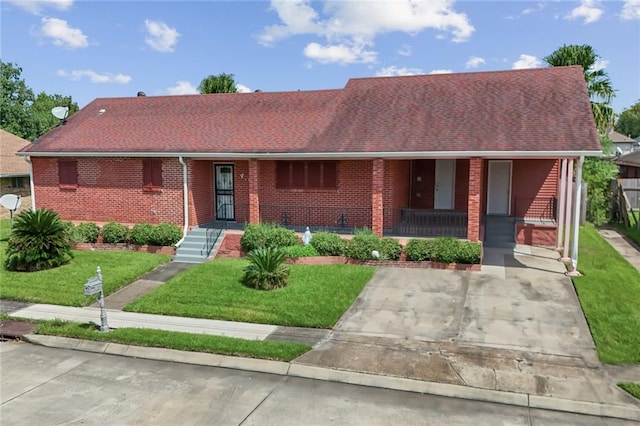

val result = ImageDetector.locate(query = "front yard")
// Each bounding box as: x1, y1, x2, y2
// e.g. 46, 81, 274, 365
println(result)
572, 224, 640, 364
125, 258, 375, 328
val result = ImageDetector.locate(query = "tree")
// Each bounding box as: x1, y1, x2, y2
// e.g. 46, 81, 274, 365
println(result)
543, 44, 615, 132
31, 92, 79, 139
615, 100, 640, 139
198, 73, 237, 94
0, 60, 36, 140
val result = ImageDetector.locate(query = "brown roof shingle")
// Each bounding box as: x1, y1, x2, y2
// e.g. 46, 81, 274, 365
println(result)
1, 129, 30, 177
21, 66, 601, 157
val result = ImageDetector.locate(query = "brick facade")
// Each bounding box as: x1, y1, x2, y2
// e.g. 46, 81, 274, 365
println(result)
371, 159, 384, 236
467, 158, 483, 242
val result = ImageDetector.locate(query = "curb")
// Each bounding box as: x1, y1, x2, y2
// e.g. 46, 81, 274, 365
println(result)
23, 334, 640, 422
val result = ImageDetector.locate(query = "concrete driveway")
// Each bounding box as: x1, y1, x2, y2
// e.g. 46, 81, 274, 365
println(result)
333, 245, 596, 359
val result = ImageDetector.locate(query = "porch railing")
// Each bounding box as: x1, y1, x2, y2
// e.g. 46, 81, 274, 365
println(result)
514, 197, 557, 222
385, 208, 468, 238
259, 204, 372, 233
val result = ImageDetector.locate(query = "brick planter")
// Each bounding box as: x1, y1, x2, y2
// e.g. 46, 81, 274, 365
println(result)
72, 243, 176, 255
286, 256, 481, 270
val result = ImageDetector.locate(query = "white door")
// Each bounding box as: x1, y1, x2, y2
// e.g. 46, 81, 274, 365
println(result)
214, 164, 234, 220
434, 159, 455, 209
487, 160, 511, 215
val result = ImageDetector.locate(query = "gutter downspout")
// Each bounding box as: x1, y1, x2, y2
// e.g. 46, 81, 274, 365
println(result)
23, 156, 36, 211
568, 155, 585, 276
175, 156, 189, 247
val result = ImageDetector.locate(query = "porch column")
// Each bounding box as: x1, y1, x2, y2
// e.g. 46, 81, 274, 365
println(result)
568, 156, 585, 276
371, 159, 384, 237
248, 159, 260, 224
556, 158, 568, 251
467, 157, 482, 242
561, 158, 574, 262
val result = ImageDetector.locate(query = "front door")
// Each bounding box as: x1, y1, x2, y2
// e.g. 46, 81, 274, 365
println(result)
214, 164, 234, 220
486, 160, 511, 215
434, 159, 455, 209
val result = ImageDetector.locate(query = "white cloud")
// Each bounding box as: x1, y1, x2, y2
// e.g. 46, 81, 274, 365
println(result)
397, 44, 412, 56
590, 59, 609, 71
428, 69, 453, 74
565, 0, 603, 24
522, 2, 545, 15
57, 69, 132, 84
166, 81, 198, 95
376, 66, 423, 77
38, 17, 87, 49
465, 56, 485, 69
621, 0, 640, 20
512, 54, 542, 69
144, 20, 180, 53
6, 0, 72, 15
236, 84, 252, 93
259, 0, 474, 65
303, 42, 377, 64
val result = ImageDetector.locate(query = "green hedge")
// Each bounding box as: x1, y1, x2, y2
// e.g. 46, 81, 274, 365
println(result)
405, 237, 481, 264
240, 223, 299, 252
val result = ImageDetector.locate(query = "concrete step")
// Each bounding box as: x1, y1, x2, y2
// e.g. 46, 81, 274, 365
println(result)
173, 254, 208, 263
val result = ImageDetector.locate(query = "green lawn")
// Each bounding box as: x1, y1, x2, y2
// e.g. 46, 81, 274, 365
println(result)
125, 258, 375, 328
572, 224, 640, 364
614, 213, 640, 247
618, 382, 640, 400
33, 319, 310, 362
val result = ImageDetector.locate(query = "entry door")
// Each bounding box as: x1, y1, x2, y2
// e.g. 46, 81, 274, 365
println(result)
487, 160, 511, 215
214, 164, 234, 220
434, 159, 455, 209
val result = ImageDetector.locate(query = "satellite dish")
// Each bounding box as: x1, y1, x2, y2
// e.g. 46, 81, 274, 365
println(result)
51, 106, 69, 121
0, 194, 21, 211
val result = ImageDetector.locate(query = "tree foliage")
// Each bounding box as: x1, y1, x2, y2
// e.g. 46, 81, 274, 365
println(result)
615, 100, 640, 139
198, 73, 238, 94
543, 44, 615, 132
0, 60, 79, 141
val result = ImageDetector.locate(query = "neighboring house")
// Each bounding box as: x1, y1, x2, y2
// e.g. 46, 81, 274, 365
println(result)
0, 129, 31, 216
615, 150, 640, 179
609, 130, 639, 156
18, 66, 600, 254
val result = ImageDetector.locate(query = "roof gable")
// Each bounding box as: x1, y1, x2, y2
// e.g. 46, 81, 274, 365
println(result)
1, 129, 30, 176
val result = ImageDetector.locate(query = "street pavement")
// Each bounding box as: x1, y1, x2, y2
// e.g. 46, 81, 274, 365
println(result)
1, 342, 635, 426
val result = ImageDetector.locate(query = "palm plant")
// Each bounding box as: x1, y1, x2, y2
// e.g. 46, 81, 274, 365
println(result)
543, 44, 615, 132
242, 247, 290, 290
5, 208, 73, 272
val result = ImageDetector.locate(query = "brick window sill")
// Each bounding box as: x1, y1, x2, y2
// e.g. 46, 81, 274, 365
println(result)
59, 184, 78, 190
143, 187, 163, 193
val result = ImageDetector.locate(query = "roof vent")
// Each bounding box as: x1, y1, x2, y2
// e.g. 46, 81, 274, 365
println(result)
137, 91, 146, 97
254, 89, 262, 93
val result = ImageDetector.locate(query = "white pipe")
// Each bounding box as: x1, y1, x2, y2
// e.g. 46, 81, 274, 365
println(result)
23, 156, 36, 211
569, 156, 585, 275
562, 159, 574, 261
556, 159, 567, 251
175, 156, 189, 247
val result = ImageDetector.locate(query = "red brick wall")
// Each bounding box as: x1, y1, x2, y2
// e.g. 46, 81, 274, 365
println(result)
468, 158, 482, 242
189, 159, 213, 226
32, 157, 183, 225
372, 159, 384, 236
516, 223, 556, 246
511, 159, 559, 219
383, 159, 410, 229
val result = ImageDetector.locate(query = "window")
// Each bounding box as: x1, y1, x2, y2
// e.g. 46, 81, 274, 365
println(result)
58, 159, 77, 188
276, 161, 337, 189
10, 177, 24, 188
143, 159, 163, 191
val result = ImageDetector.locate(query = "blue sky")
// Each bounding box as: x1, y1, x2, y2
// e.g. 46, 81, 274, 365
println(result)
2, 0, 639, 115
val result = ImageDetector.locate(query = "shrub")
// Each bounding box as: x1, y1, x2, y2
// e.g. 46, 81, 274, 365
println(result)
130, 223, 155, 246
101, 222, 130, 244
151, 223, 182, 246
281, 244, 319, 258
379, 237, 402, 260
455, 242, 482, 264
241, 223, 298, 252
75, 222, 100, 243
5, 209, 73, 272
64, 221, 83, 243
404, 239, 432, 261
242, 247, 290, 290
430, 237, 461, 264
310, 231, 347, 256
346, 229, 380, 260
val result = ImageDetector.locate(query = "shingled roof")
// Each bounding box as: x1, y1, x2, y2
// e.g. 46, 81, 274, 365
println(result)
1, 129, 30, 177
20, 66, 601, 158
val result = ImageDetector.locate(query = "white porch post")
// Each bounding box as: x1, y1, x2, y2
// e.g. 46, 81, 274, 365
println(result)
561, 158, 574, 262
556, 159, 567, 251
568, 156, 585, 276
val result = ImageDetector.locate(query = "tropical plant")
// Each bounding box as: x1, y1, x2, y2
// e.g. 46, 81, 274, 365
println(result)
5, 208, 73, 271
543, 44, 615, 132
198, 73, 238, 94
242, 247, 290, 290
